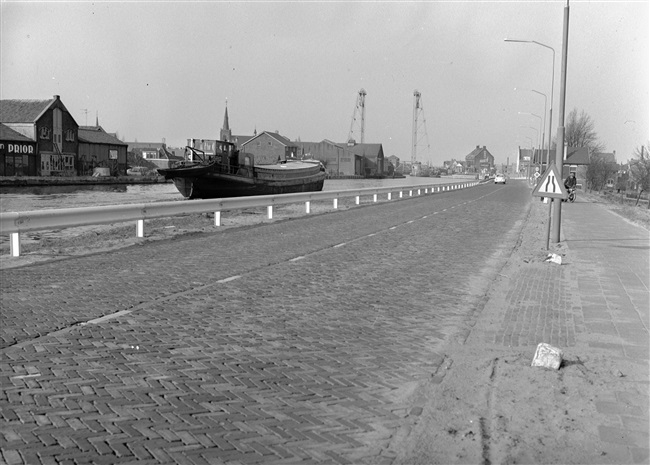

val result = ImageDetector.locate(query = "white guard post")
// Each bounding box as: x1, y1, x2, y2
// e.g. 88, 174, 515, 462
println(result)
214, 211, 221, 226
373, 194, 377, 202
305, 201, 311, 214
387, 192, 392, 200
137, 219, 144, 238
267, 206, 273, 219
10, 232, 20, 257
333, 198, 338, 209
355, 196, 360, 205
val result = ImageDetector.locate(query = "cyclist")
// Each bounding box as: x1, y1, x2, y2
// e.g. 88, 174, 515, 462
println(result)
564, 172, 577, 201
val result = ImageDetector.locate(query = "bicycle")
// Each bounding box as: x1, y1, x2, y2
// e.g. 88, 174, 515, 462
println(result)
565, 187, 576, 203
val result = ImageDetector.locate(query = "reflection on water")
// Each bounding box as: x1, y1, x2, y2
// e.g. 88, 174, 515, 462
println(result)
0, 176, 466, 213
1, 184, 128, 196
1, 183, 181, 213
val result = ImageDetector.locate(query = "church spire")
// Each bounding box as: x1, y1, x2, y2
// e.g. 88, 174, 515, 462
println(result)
222, 99, 230, 131
220, 99, 232, 141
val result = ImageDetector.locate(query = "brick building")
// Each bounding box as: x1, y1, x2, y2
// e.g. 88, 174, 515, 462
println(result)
0, 95, 79, 176
465, 145, 494, 174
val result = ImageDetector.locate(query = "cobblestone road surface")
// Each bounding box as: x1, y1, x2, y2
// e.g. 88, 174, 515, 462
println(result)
1, 182, 531, 464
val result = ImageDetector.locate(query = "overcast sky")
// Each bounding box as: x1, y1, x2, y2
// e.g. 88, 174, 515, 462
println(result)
2, 1, 648, 166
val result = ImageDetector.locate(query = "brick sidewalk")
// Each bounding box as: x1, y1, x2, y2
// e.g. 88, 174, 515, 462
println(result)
471, 197, 649, 463
560, 199, 649, 462
392, 196, 649, 464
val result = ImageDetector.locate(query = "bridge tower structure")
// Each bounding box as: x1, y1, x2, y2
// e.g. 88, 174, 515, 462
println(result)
347, 89, 367, 145
411, 90, 431, 174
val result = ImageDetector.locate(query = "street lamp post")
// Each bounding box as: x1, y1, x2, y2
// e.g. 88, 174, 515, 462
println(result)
519, 89, 549, 167
505, 39, 555, 164
523, 136, 534, 180
530, 90, 549, 167
519, 112, 542, 164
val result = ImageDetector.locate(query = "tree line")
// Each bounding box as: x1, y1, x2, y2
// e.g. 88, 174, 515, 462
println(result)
563, 108, 649, 204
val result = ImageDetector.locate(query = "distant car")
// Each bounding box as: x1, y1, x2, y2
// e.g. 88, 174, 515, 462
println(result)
127, 166, 149, 176
494, 173, 506, 184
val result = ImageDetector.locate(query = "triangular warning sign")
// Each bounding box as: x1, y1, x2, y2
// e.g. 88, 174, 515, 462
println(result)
531, 164, 568, 199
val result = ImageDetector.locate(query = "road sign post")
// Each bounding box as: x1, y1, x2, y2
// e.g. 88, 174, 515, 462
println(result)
532, 163, 568, 250
531, 164, 568, 200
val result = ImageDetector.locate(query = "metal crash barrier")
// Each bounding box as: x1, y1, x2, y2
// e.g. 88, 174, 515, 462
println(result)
1, 180, 479, 257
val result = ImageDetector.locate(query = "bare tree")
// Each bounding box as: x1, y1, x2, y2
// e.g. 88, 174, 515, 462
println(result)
585, 155, 614, 191
564, 108, 606, 154
629, 142, 650, 208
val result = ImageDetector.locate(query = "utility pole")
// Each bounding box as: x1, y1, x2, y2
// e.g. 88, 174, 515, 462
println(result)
552, 0, 570, 243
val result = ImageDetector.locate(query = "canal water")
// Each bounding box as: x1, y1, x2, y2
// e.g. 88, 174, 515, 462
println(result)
0, 177, 467, 213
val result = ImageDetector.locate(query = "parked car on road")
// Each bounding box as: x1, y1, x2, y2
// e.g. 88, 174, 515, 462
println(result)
494, 173, 506, 184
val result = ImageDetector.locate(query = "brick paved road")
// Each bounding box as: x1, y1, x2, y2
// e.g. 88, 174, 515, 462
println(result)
1, 182, 531, 464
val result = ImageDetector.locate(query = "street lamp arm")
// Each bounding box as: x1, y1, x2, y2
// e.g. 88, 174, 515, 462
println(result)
518, 111, 542, 121
505, 38, 556, 158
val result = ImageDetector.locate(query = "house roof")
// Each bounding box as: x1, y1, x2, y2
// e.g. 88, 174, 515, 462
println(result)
127, 141, 168, 150
565, 147, 590, 165
466, 145, 493, 162
0, 98, 56, 123
243, 131, 294, 147
231, 134, 254, 146
521, 146, 590, 165
593, 152, 616, 163
465, 146, 482, 161
78, 126, 127, 146
0, 123, 34, 142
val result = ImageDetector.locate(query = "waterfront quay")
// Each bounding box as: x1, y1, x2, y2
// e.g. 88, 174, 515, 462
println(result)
0, 175, 169, 188
1, 181, 648, 464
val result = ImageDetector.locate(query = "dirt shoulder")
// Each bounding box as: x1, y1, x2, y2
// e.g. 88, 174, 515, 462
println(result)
389, 198, 648, 464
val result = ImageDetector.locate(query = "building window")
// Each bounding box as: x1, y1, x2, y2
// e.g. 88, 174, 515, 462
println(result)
39, 126, 51, 140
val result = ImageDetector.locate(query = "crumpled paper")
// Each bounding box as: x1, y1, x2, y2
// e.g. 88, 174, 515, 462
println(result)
545, 253, 562, 265
531, 343, 563, 370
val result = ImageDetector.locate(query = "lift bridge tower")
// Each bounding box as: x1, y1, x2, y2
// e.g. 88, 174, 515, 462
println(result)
347, 89, 367, 145
411, 90, 431, 174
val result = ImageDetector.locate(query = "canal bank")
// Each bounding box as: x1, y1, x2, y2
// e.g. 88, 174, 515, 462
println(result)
0, 175, 170, 187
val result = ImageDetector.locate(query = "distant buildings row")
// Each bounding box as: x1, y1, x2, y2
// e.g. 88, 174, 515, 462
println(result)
0, 95, 497, 178
518, 146, 622, 189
